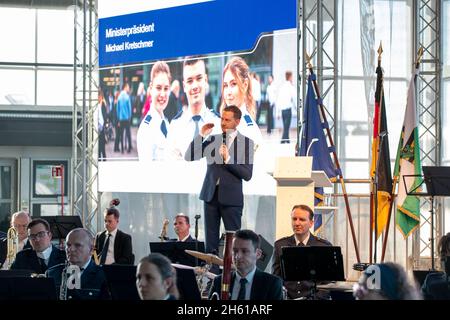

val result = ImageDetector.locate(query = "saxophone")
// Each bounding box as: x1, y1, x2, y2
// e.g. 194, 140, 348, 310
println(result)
4, 227, 19, 269
159, 219, 169, 241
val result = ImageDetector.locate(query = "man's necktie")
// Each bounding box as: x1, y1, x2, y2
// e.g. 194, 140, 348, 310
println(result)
237, 278, 247, 300
192, 115, 201, 138
298, 242, 305, 247
160, 120, 167, 137
38, 257, 47, 273
100, 234, 111, 265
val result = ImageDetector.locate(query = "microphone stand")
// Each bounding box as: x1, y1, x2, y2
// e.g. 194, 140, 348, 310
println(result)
373, 130, 387, 263
194, 214, 201, 266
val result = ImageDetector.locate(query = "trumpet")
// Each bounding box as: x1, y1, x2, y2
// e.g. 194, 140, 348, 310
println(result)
4, 227, 19, 269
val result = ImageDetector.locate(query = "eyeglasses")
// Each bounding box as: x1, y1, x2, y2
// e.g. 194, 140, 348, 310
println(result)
29, 231, 49, 241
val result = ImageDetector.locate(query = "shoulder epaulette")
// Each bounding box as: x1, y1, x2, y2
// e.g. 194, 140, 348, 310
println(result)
173, 109, 184, 120
143, 114, 152, 124
210, 109, 220, 117
243, 114, 254, 126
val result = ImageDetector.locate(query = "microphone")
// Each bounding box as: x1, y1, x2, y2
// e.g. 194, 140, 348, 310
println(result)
306, 138, 319, 156
195, 214, 201, 220
222, 132, 227, 145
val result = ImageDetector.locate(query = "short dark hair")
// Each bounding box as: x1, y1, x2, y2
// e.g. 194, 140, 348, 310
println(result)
28, 218, 50, 232
183, 56, 205, 69
175, 213, 190, 225
291, 204, 314, 220
234, 229, 260, 250
223, 105, 242, 120
139, 253, 174, 280
285, 71, 293, 81
106, 207, 120, 219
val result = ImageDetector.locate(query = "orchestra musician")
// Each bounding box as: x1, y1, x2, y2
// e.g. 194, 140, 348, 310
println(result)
209, 229, 283, 300
0, 211, 32, 268
272, 204, 332, 299
94, 199, 134, 265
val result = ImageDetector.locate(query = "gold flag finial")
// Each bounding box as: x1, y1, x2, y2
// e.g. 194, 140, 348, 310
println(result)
305, 51, 313, 69
416, 46, 424, 66
377, 41, 383, 61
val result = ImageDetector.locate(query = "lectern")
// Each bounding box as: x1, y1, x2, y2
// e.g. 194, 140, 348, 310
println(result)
272, 157, 332, 238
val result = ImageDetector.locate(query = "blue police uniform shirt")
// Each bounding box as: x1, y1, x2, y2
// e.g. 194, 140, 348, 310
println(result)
166, 105, 220, 160
137, 107, 169, 161
236, 104, 263, 151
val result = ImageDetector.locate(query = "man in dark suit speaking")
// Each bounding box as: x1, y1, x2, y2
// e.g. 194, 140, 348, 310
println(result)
185, 105, 254, 255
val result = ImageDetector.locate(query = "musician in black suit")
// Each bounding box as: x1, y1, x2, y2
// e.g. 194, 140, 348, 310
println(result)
272, 204, 332, 299
11, 218, 65, 274
46, 228, 110, 300
0, 211, 32, 268
185, 105, 254, 255
170, 213, 197, 242
209, 229, 283, 300
95, 199, 133, 265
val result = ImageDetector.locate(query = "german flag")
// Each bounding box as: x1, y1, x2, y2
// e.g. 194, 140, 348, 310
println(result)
370, 65, 393, 239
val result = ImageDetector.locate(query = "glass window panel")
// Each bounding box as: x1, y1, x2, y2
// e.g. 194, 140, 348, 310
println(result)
0, 69, 35, 105
1, 166, 12, 199
340, 80, 368, 121
343, 162, 370, 193
36, 70, 73, 106
37, 9, 74, 64
0, 8, 36, 62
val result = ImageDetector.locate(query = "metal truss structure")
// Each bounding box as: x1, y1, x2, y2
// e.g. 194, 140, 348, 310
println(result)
413, 0, 442, 269
71, 0, 100, 234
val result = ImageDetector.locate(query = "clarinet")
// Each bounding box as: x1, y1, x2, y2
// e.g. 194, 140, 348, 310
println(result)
59, 261, 69, 300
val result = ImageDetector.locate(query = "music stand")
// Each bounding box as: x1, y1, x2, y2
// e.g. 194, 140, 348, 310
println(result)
149, 241, 205, 267
0, 270, 32, 278
102, 264, 140, 300
281, 246, 345, 299
40, 215, 83, 240
173, 266, 201, 300
0, 277, 57, 300
411, 166, 450, 270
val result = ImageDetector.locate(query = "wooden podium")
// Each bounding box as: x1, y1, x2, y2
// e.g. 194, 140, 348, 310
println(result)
272, 157, 332, 239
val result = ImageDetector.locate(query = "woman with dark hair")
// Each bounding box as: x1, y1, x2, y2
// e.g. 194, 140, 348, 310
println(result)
353, 262, 422, 300
94, 199, 134, 265
136, 253, 178, 300
421, 233, 450, 299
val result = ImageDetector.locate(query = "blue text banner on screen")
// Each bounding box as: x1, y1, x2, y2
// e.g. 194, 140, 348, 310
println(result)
99, 0, 296, 67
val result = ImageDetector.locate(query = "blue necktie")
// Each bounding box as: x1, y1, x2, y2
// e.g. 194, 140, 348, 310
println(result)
192, 115, 201, 138
237, 278, 247, 300
100, 234, 110, 265
160, 120, 167, 137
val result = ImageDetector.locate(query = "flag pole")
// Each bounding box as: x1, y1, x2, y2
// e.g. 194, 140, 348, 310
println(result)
372, 43, 385, 263
305, 53, 361, 263
380, 47, 423, 262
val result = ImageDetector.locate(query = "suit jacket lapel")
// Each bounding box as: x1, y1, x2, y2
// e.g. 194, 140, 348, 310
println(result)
249, 269, 261, 300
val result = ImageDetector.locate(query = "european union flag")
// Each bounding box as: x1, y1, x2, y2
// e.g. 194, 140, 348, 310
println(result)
299, 74, 339, 233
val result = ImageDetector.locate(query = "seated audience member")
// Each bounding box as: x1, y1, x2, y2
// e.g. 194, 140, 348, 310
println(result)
422, 233, 450, 300
46, 228, 110, 300
272, 204, 332, 299
353, 262, 422, 300
11, 218, 66, 274
95, 199, 134, 265
209, 229, 283, 300
136, 253, 178, 300
171, 213, 197, 242
1, 211, 32, 268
